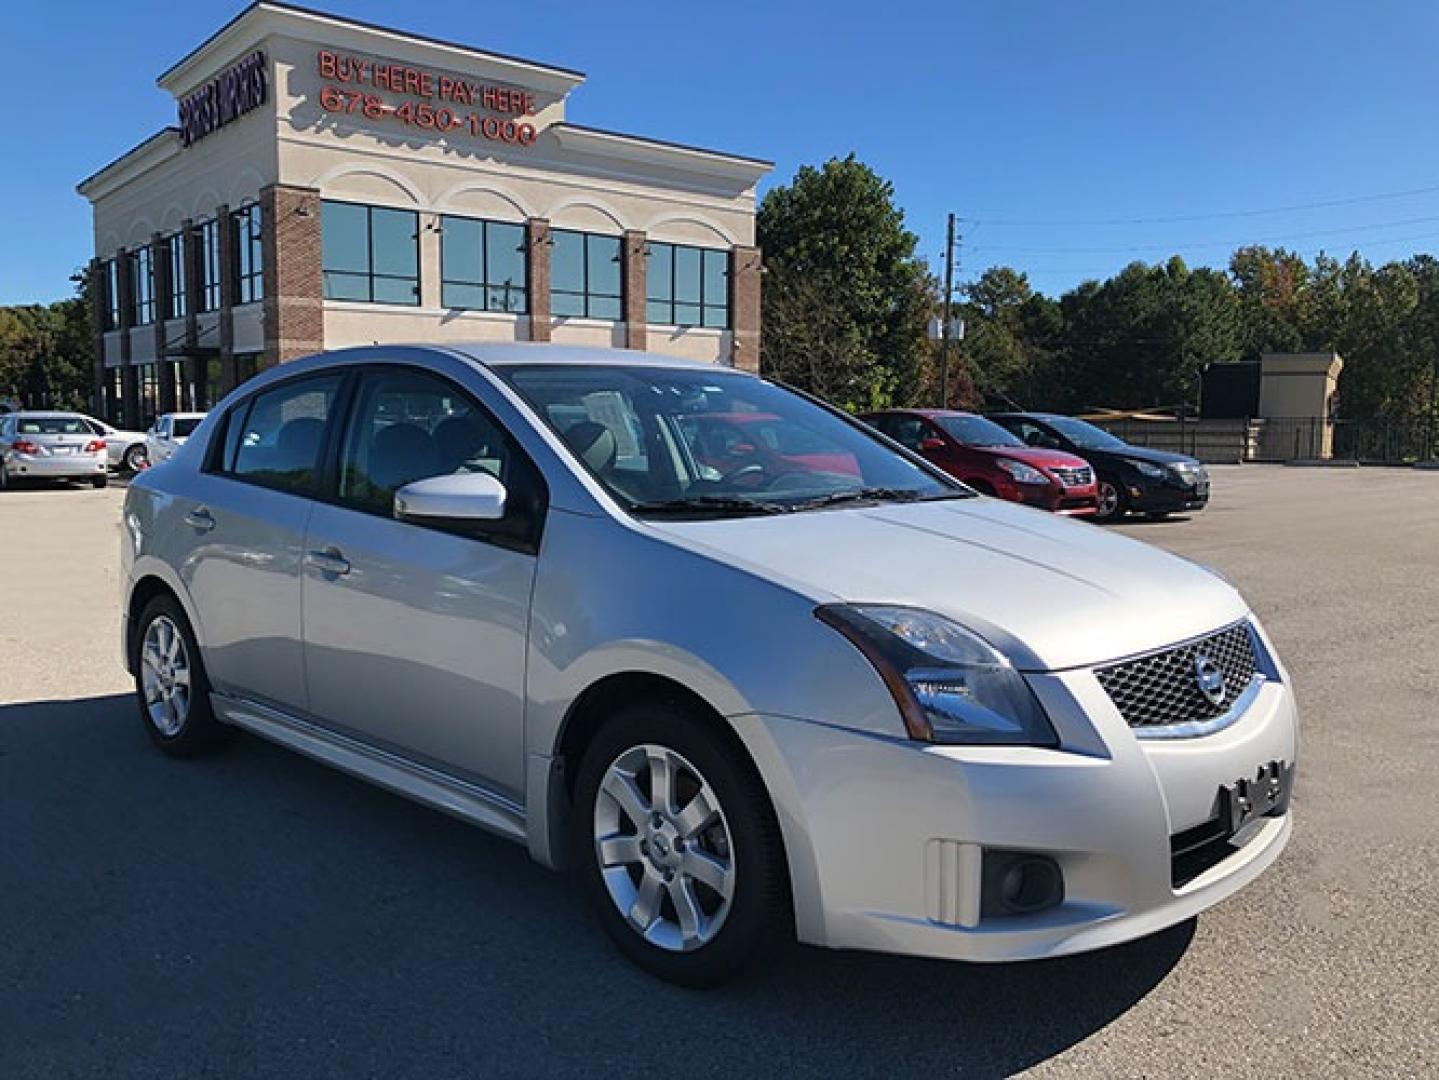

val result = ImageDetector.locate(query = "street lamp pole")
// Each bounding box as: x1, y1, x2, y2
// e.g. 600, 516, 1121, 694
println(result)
940, 212, 956, 408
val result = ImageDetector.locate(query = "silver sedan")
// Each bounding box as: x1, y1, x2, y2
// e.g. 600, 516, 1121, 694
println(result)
1, 411, 109, 488
120, 344, 1296, 986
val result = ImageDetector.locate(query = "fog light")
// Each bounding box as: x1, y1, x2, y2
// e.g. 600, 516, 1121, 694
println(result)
981, 851, 1065, 917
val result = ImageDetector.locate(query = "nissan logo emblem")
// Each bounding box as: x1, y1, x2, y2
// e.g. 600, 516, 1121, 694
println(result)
1194, 654, 1226, 707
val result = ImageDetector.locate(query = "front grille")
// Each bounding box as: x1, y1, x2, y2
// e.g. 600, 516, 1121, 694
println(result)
1094, 622, 1258, 730
1051, 465, 1093, 487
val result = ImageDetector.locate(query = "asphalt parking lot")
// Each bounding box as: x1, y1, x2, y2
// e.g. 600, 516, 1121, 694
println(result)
1, 466, 1436, 1078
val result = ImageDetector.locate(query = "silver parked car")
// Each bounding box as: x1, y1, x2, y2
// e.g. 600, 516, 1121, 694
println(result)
1, 411, 109, 489
79, 414, 149, 472
121, 345, 1297, 985
145, 412, 207, 467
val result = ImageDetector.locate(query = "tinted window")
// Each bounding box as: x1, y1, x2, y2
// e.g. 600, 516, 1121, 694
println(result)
173, 417, 203, 438
224, 375, 343, 495
936, 415, 1025, 447
16, 416, 88, 435
1043, 416, 1129, 450
336, 368, 544, 547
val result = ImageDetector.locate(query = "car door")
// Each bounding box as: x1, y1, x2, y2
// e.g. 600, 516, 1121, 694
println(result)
178, 371, 346, 713
301, 364, 545, 803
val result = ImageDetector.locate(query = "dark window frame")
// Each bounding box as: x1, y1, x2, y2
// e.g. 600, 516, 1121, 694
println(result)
322, 200, 421, 307
232, 203, 264, 305
102, 259, 120, 330
197, 219, 221, 312
645, 241, 729, 329
440, 214, 528, 314
130, 247, 156, 326
550, 229, 622, 321
164, 232, 188, 320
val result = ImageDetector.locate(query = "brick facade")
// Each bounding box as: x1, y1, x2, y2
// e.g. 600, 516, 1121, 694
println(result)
525, 217, 551, 343
261, 183, 325, 365
730, 245, 762, 373
622, 230, 647, 350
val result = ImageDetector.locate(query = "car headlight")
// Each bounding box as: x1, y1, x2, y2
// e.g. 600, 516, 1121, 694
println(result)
815, 605, 1058, 746
995, 458, 1049, 485
1128, 459, 1168, 479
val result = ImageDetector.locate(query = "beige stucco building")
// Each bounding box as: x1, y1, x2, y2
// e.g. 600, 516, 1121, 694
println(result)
77, 1, 770, 426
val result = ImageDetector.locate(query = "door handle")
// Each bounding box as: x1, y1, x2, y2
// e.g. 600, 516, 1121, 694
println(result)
184, 507, 215, 531
305, 547, 351, 577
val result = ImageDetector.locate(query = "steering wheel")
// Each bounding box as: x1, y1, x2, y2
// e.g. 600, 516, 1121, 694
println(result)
717, 462, 767, 488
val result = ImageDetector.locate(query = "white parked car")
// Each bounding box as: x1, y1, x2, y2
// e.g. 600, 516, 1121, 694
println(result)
0, 411, 109, 488
120, 345, 1296, 986
145, 412, 207, 467
79, 414, 149, 472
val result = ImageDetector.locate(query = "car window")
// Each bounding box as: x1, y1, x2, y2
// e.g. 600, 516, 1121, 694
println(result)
222, 375, 343, 495
156, 418, 171, 438
887, 417, 929, 451
83, 418, 107, 436
501, 365, 955, 514
936, 415, 1026, 447
173, 417, 203, 438
17, 416, 88, 435
335, 367, 545, 546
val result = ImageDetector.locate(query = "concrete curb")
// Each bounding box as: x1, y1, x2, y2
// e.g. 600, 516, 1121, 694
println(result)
1283, 459, 1362, 468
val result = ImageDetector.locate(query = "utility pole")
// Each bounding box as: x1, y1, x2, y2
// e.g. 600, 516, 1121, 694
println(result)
939, 213, 961, 408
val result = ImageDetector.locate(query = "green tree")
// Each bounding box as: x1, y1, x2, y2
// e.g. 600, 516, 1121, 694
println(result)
758, 155, 932, 410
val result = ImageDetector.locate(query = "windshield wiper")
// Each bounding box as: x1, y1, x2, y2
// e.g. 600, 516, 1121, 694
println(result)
629, 496, 790, 518
788, 487, 965, 512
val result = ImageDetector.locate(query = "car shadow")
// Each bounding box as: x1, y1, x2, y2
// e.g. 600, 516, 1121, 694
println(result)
0, 694, 1194, 1079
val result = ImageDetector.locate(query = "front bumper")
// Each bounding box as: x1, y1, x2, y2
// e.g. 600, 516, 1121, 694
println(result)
1128, 476, 1209, 513
733, 671, 1295, 963
6, 453, 107, 479
1009, 481, 1100, 516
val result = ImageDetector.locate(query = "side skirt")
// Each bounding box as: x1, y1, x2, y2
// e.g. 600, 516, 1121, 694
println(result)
212, 693, 528, 846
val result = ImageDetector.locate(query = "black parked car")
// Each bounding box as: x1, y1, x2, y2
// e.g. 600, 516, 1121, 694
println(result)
987, 412, 1209, 522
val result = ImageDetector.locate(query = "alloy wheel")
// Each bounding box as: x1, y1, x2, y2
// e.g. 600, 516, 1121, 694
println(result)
593, 743, 736, 953
140, 615, 192, 737
1098, 480, 1121, 519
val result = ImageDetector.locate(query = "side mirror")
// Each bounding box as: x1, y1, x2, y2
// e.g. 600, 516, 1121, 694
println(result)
394, 471, 507, 524
919, 436, 946, 452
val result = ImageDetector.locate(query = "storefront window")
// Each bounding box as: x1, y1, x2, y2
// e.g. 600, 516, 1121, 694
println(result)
102, 259, 120, 330
197, 219, 221, 312
206, 357, 225, 407
130, 247, 155, 326
137, 363, 159, 426
233, 204, 264, 304
551, 229, 621, 320
441, 216, 527, 313
165, 233, 188, 320
322, 200, 420, 305
647, 242, 728, 329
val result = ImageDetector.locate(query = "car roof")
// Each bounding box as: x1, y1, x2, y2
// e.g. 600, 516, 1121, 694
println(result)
6, 411, 84, 419
864, 408, 980, 419
989, 411, 1064, 421
160, 412, 208, 419
445, 342, 727, 371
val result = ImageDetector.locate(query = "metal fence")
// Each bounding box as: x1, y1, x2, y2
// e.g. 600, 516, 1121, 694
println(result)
1097, 416, 1438, 464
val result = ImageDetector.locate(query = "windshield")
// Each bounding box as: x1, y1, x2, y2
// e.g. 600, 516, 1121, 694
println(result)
936, 414, 1026, 447
1043, 416, 1128, 450
16, 416, 87, 435
173, 417, 203, 438
501, 365, 963, 516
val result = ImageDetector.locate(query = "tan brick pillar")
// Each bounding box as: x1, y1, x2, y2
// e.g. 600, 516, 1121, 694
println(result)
116, 250, 139, 426
731, 245, 762, 373
525, 218, 551, 342
182, 219, 204, 409
153, 232, 177, 413
261, 184, 325, 365
216, 204, 237, 392
622, 230, 647, 351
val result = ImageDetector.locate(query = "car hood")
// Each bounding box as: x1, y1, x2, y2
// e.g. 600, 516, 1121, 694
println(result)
976, 445, 1093, 472
1087, 444, 1198, 467
646, 497, 1244, 671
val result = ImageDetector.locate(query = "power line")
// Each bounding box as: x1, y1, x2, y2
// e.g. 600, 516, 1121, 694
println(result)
966, 182, 1439, 226
967, 213, 1439, 256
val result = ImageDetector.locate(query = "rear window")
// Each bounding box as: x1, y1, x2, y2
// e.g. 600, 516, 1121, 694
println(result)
173, 417, 203, 438
17, 417, 88, 435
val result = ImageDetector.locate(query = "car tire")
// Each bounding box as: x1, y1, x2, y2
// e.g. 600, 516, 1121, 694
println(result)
1094, 478, 1127, 522
132, 594, 229, 758
1145, 512, 1170, 522
93, 474, 109, 489
0, 462, 9, 490
570, 701, 789, 988
123, 444, 147, 472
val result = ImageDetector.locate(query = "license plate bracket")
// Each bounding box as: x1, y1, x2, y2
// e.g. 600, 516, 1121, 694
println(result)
1218, 759, 1292, 840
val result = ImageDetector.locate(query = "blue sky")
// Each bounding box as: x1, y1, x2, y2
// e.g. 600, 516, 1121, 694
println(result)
5, 0, 1439, 305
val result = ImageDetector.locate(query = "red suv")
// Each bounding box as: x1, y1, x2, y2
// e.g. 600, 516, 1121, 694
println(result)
862, 409, 1099, 516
